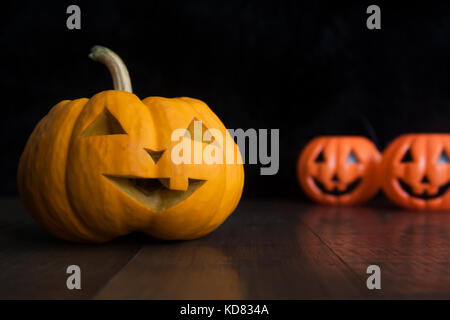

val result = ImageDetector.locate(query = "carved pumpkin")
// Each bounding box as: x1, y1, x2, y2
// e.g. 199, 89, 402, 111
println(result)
297, 136, 382, 205
17, 46, 244, 243
381, 134, 450, 210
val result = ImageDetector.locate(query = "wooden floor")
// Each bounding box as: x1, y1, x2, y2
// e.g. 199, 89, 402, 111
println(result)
1, 197, 450, 299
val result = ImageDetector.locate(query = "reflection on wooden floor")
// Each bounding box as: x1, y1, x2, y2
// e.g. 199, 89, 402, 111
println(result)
1, 197, 450, 299
301, 204, 450, 299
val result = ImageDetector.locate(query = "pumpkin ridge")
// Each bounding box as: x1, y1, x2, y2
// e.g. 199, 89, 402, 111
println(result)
63, 98, 116, 242
170, 98, 231, 234
17, 115, 50, 229
141, 98, 220, 238
175, 97, 244, 238
66, 94, 145, 241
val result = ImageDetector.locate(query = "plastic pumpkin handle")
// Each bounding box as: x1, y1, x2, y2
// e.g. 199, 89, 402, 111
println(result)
89, 45, 133, 93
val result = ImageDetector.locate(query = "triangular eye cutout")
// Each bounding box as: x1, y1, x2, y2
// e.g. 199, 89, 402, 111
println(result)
347, 150, 359, 164
314, 150, 325, 163
438, 150, 450, 163
145, 149, 165, 164
185, 118, 213, 144
401, 148, 413, 163
81, 108, 127, 137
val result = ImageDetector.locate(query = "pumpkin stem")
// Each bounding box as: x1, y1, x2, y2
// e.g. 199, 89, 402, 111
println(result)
89, 46, 133, 93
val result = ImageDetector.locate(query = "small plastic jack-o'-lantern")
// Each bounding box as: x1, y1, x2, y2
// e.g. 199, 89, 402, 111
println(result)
382, 134, 450, 210
297, 136, 382, 205
17, 46, 244, 243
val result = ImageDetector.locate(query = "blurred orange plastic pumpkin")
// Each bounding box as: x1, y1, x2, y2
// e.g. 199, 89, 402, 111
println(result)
17, 46, 244, 243
297, 136, 382, 205
382, 134, 450, 210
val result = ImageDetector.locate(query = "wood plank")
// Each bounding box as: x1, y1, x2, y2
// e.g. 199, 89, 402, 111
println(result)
95, 201, 367, 299
0, 198, 141, 299
9, 197, 446, 299
300, 202, 450, 299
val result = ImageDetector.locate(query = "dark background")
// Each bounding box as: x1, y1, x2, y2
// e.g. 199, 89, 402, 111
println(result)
3, 0, 450, 199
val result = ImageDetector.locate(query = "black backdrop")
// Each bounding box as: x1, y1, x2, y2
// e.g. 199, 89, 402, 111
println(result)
3, 0, 450, 199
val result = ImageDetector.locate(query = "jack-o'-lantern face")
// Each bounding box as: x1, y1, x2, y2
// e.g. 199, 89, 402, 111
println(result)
297, 136, 382, 205
17, 46, 244, 243
382, 134, 450, 210
18, 91, 244, 243
73, 93, 220, 211
66, 91, 244, 240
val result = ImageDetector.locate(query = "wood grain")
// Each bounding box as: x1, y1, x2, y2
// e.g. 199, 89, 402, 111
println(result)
95, 201, 365, 299
2, 197, 450, 299
300, 201, 450, 299
0, 199, 141, 299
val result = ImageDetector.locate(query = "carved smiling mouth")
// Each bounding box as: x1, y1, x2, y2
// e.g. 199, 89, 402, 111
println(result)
397, 179, 450, 200
104, 175, 206, 211
312, 177, 362, 196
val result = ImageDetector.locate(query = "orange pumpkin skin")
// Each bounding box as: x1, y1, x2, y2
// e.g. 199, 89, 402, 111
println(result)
297, 136, 382, 205
381, 134, 450, 210
17, 90, 244, 243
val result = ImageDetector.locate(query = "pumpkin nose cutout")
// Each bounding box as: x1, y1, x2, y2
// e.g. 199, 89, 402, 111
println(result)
145, 149, 165, 164
421, 175, 430, 184
331, 173, 339, 182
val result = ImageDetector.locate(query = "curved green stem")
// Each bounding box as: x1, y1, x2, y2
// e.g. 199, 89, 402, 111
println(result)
89, 46, 133, 93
